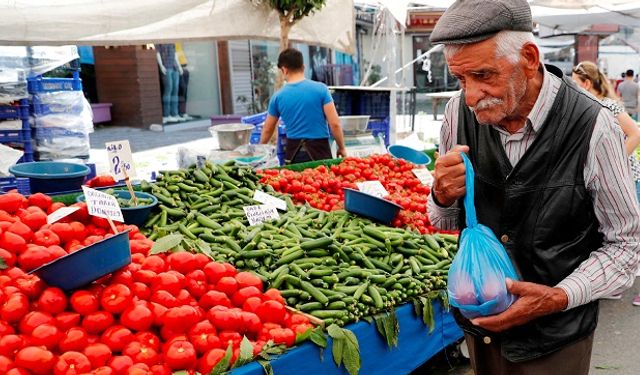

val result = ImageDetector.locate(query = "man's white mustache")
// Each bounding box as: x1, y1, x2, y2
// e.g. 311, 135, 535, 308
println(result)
470, 97, 503, 111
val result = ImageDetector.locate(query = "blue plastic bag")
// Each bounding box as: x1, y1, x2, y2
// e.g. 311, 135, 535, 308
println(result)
447, 153, 519, 319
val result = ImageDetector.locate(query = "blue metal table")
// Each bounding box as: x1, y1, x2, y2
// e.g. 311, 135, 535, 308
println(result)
232, 301, 463, 375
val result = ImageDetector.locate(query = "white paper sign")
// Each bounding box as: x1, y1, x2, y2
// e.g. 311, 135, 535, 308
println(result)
243, 205, 280, 226
82, 186, 124, 222
356, 181, 389, 198
106, 140, 137, 180
47, 206, 80, 225
253, 190, 287, 211
412, 169, 434, 187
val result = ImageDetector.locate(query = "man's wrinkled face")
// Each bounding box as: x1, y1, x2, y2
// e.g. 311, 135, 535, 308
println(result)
447, 38, 528, 126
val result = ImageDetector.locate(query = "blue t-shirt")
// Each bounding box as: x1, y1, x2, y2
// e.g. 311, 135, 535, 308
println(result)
267, 79, 333, 139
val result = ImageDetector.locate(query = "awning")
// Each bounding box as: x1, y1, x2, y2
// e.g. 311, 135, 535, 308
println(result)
0, 0, 355, 54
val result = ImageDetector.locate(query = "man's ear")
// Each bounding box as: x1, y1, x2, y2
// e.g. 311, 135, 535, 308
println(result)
520, 42, 540, 79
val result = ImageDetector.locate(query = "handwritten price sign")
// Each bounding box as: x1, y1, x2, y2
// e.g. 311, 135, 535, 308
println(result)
243, 205, 280, 226
81, 186, 124, 222
356, 181, 389, 198
106, 140, 136, 180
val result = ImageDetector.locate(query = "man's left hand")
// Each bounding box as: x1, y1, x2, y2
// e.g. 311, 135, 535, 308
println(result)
471, 278, 569, 332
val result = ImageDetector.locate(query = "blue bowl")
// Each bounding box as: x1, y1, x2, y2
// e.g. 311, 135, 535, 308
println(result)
77, 190, 158, 226
388, 145, 432, 166
9, 161, 90, 194
31, 230, 131, 291
343, 188, 402, 224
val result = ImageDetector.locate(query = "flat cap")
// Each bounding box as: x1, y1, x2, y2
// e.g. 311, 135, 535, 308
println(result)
430, 0, 532, 45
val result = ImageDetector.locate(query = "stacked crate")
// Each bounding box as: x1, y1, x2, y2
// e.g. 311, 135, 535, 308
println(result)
242, 112, 287, 165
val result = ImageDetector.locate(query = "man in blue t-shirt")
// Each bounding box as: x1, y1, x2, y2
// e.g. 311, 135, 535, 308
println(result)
260, 48, 347, 163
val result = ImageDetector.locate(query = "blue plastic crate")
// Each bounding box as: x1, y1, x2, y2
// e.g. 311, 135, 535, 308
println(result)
28, 76, 83, 94
249, 132, 261, 145
0, 177, 30, 194
241, 112, 268, 125
34, 127, 87, 140
0, 105, 22, 120
31, 100, 84, 116
332, 91, 353, 116
359, 92, 390, 119
0, 129, 31, 143
368, 118, 390, 146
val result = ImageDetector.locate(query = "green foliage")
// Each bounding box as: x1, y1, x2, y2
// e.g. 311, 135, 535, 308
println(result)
251, 0, 327, 22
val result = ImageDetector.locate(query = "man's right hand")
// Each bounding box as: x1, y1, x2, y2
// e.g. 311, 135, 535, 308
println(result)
432, 145, 469, 207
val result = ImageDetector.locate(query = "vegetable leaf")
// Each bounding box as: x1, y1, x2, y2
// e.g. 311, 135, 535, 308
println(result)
210, 344, 233, 375
257, 359, 274, 375
232, 336, 255, 369
374, 312, 399, 348
332, 334, 344, 366
150, 234, 183, 254
422, 297, 435, 333
342, 329, 361, 375
309, 327, 327, 348
327, 324, 345, 340
363, 316, 373, 324
0, 257, 6, 270
295, 327, 313, 344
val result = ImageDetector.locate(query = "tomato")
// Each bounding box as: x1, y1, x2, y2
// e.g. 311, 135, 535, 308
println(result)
47, 202, 66, 215
123, 341, 161, 367
216, 276, 238, 297
59, 327, 90, 352
0, 248, 16, 268
0, 355, 14, 373
21, 211, 48, 232
209, 307, 241, 332
188, 320, 220, 354
162, 340, 197, 370
0, 231, 27, 253
231, 286, 262, 307
108, 355, 134, 375
219, 330, 242, 347
0, 193, 24, 214
121, 304, 154, 332
134, 269, 157, 285
1, 293, 29, 323
256, 300, 286, 324
54, 351, 92, 375
37, 287, 67, 314
134, 332, 161, 352
149, 364, 171, 375
293, 323, 314, 335
84, 343, 113, 368
148, 302, 168, 326
17, 245, 53, 271
7, 221, 33, 242
185, 270, 207, 298
151, 273, 181, 295
6, 368, 30, 375
32, 228, 60, 247
262, 288, 285, 305
52, 312, 80, 331
30, 323, 61, 350
0, 320, 14, 336
198, 290, 231, 310
82, 310, 116, 334
130, 239, 152, 256
193, 253, 210, 269
288, 313, 310, 326
166, 252, 196, 274
131, 282, 152, 301
149, 290, 179, 308
203, 262, 227, 284
162, 305, 198, 333
0, 334, 27, 357
101, 326, 134, 352
70, 290, 100, 315
236, 272, 262, 291
19, 311, 54, 335
141, 255, 166, 273
198, 348, 227, 374
239, 311, 262, 334
91, 366, 117, 375
15, 346, 55, 375
268, 328, 295, 347
101, 283, 133, 314
242, 296, 262, 314
49, 222, 75, 244
26, 193, 51, 210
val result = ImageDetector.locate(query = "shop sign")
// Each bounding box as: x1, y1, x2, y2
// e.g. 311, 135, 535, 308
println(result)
407, 11, 442, 32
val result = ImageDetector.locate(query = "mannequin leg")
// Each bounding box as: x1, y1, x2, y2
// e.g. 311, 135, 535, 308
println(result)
161, 71, 172, 117
169, 69, 180, 117
178, 66, 189, 115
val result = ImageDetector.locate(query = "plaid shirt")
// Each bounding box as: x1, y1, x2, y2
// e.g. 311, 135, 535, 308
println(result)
157, 44, 176, 70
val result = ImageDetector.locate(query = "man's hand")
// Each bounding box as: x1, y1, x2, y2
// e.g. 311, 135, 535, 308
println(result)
471, 278, 569, 332
337, 147, 347, 158
432, 145, 469, 206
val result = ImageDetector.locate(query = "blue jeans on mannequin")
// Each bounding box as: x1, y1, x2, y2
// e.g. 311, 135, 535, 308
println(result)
162, 68, 180, 117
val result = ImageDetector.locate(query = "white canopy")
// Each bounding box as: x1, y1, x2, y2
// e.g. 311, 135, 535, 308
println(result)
0, 0, 355, 54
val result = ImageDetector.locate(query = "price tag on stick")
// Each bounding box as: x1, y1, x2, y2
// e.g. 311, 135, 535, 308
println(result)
106, 140, 137, 181
253, 190, 287, 211
243, 205, 280, 226
82, 186, 124, 233
47, 206, 80, 225
356, 181, 389, 198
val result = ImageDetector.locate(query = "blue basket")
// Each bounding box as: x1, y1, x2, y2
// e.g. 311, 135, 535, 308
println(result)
77, 190, 158, 227
241, 112, 268, 125
31, 230, 131, 291
9, 161, 90, 194
28, 76, 83, 94
358, 92, 390, 119
343, 187, 402, 224
388, 145, 431, 166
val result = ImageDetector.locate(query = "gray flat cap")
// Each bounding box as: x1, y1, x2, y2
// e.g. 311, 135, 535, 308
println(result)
430, 0, 532, 45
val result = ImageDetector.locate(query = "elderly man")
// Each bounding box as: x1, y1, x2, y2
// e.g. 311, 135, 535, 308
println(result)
428, 0, 640, 374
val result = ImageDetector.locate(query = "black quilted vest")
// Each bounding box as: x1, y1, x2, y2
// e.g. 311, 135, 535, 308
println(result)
455, 65, 604, 362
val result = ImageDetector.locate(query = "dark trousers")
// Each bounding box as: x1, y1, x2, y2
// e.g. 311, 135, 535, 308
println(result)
285, 138, 332, 164
465, 332, 594, 375
178, 65, 189, 115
